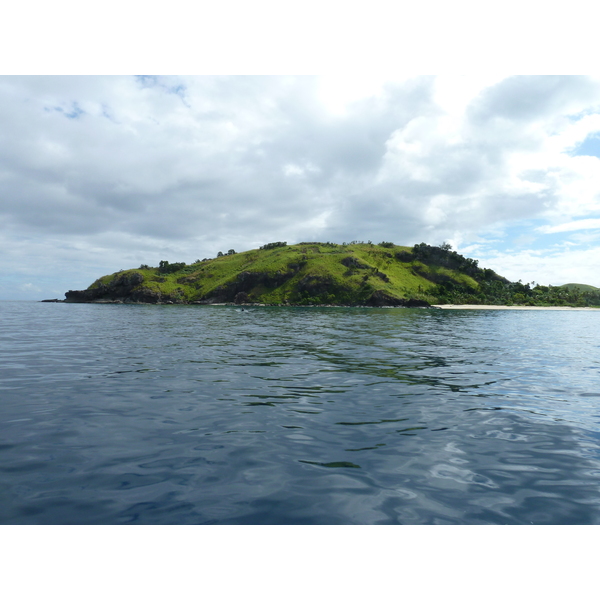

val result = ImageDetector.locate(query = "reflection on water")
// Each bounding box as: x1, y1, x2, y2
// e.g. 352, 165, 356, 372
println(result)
1, 302, 600, 524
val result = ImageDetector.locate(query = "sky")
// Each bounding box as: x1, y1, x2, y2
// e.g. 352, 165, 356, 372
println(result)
2, 73, 600, 299
2, 1, 600, 301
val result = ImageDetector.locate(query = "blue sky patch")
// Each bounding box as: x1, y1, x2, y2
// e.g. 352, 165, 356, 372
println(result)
571, 133, 600, 158
480, 219, 596, 255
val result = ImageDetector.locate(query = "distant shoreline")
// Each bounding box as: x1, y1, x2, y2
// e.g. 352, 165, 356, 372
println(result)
433, 304, 600, 311
44, 299, 600, 310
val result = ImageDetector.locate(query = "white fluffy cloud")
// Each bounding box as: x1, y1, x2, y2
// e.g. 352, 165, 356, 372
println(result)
538, 219, 600, 234
480, 246, 600, 287
2, 75, 600, 299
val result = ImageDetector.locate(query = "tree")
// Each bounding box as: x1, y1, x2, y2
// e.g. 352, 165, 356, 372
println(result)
260, 241, 287, 250
217, 251, 224, 257
158, 260, 186, 274
227, 249, 236, 255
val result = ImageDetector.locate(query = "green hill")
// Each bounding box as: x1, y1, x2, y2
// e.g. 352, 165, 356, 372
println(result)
64, 242, 500, 306
63, 241, 600, 307
560, 283, 599, 293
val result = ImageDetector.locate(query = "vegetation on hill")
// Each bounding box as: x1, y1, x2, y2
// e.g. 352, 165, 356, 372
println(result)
64, 242, 600, 307
560, 283, 599, 293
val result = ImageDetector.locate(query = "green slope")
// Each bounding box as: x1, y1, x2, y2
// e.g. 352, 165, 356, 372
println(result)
64, 241, 600, 307
65, 241, 502, 306
560, 283, 599, 292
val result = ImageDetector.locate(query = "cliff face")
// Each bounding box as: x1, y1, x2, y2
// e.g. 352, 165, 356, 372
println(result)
65, 272, 170, 303
63, 242, 504, 306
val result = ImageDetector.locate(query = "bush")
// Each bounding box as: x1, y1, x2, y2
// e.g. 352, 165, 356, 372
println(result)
158, 260, 186, 274
260, 242, 287, 250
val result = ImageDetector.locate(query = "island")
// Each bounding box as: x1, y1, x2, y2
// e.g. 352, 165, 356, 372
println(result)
63, 242, 600, 308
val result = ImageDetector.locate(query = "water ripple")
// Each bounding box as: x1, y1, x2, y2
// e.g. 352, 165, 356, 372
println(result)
1, 303, 600, 523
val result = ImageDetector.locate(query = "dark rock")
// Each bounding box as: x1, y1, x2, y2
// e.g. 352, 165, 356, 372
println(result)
365, 290, 405, 307
202, 269, 298, 303
130, 287, 163, 303
341, 256, 370, 269
365, 290, 430, 308
113, 271, 144, 289
297, 275, 335, 296
287, 261, 307, 273
411, 264, 455, 286
64, 271, 170, 303
403, 298, 431, 308
65, 288, 105, 302
395, 251, 413, 262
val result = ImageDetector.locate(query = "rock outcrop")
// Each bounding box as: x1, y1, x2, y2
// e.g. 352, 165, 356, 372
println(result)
65, 272, 158, 303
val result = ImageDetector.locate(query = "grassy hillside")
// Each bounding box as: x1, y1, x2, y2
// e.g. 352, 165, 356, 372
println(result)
560, 283, 599, 292
64, 242, 493, 305
64, 241, 600, 307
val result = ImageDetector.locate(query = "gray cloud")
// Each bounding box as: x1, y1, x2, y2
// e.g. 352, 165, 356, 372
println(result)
469, 76, 600, 123
2, 75, 600, 299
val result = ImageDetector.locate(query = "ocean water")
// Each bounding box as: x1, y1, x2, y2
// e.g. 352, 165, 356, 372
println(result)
1, 301, 600, 524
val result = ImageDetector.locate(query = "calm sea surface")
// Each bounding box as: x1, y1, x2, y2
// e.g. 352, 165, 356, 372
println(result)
1, 302, 600, 524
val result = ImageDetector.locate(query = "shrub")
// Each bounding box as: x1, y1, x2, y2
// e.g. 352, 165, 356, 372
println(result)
260, 241, 287, 250
158, 260, 186, 274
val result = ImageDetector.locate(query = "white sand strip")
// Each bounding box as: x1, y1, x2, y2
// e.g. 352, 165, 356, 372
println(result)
433, 304, 600, 311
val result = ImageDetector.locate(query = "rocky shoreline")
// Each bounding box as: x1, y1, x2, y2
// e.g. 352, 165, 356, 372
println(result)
56, 298, 434, 308
47, 297, 599, 310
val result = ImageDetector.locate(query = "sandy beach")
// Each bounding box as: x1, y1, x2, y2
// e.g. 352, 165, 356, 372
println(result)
433, 304, 600, 311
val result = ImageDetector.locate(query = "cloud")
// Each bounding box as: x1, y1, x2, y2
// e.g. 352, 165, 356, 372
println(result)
3, 75, 600, 299
538, 219, 600, 234
469, 76, 600, 123
475, 246, 600, 287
